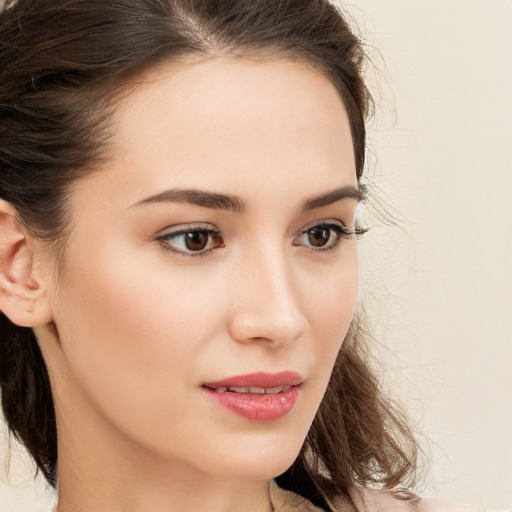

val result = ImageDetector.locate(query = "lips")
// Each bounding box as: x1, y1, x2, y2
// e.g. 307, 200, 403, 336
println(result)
202, 371, 303, 422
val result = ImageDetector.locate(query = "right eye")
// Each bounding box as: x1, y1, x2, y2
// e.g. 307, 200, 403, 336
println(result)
157, 226, 224, 257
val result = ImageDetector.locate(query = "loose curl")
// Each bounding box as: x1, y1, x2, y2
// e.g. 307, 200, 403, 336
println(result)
0, 0, 418, 509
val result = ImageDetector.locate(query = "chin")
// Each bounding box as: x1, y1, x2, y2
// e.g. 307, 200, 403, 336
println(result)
202, 434, 305, 482
216, 458, 298, 482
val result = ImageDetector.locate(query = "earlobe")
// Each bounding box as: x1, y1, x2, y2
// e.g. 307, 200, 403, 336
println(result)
0, 200, 53, 327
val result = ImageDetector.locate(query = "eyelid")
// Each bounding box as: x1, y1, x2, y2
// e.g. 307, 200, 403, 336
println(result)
156, 222, 217, 237
299, 218, 364, 238
300, 218, 345, 232
306, 217, 368, 234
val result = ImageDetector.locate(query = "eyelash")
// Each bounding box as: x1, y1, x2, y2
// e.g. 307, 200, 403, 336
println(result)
294, 222, 368, 254
156, 222, 368, 259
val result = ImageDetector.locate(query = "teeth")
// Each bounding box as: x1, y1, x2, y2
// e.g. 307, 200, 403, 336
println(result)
227, 386, 250, 393
212, 385, 292, 394
266, 385, 289, 394
248, 387, 266, 394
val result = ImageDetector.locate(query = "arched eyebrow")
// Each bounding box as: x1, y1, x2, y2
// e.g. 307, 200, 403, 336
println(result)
131, 184, 364, 212
131, 188, 244, 212
299, 184, 365, 212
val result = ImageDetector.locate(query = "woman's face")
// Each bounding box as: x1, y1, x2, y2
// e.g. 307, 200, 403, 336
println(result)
38, 57, 360, 481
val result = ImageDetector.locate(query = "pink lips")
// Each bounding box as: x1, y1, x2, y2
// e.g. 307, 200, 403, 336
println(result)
202, 371, 303, 422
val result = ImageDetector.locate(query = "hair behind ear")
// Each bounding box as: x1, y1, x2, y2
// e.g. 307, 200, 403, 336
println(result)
0, 201, 57, 486
0, 314, 58, 487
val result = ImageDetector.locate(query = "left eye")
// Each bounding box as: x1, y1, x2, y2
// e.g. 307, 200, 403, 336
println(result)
295, 222, 351, 250
158, 228, 223, 255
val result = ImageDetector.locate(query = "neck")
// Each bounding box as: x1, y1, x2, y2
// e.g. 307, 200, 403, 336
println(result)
57, 472, 272, 512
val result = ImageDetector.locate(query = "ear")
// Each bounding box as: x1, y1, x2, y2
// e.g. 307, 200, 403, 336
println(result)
0, 200, 53, 327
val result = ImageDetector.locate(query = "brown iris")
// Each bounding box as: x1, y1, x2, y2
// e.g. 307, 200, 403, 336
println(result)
184, 231, 209, 251
307, 227, 331, 247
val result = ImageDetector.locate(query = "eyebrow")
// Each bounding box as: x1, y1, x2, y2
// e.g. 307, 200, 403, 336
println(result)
299, 184, 365, 212
132, 184, 364, 213
132, 188, 245, 212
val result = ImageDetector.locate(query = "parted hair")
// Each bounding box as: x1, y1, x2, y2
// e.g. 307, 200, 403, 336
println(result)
0, 0, 418, 510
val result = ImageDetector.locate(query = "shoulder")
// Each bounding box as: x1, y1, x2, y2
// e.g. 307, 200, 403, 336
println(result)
343, 486, 498, 512
269, 480, 501, 512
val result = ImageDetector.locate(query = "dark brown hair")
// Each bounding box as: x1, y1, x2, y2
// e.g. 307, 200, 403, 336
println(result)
0, 0, 417, 509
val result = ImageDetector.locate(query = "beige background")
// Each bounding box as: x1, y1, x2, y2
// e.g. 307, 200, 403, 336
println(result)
1, 1, 511, 510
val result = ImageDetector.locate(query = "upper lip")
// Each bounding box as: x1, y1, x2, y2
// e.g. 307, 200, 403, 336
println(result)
203, 371, 303, 389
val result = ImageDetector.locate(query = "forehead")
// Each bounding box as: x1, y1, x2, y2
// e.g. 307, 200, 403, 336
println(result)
86, 57, 357, 210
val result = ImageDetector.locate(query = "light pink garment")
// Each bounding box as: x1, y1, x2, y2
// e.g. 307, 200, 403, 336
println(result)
269, 479, 502, 512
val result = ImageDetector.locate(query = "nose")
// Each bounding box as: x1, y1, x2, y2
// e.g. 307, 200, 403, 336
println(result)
227, 246, 309, 347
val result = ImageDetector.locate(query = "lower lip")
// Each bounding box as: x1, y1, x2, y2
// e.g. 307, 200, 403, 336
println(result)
202, 385, 301, 422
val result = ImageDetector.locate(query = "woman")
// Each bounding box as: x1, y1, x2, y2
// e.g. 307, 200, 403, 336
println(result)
0, 1, 492, 511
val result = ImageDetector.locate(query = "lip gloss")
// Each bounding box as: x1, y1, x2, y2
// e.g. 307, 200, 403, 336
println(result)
202, 385, 301, 421
202, 371, 303, 422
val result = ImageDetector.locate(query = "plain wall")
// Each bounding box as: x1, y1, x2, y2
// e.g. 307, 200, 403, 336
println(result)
349, 0, 512, 508
1, 1, 511, 510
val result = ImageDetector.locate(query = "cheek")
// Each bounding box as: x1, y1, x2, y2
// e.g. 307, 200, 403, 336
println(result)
298, 249, 359, 393
308, 251, 359, 345
51, 240, 227, 427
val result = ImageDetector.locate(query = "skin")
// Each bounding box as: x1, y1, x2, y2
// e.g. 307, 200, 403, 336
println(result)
0, 57, 361, 512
